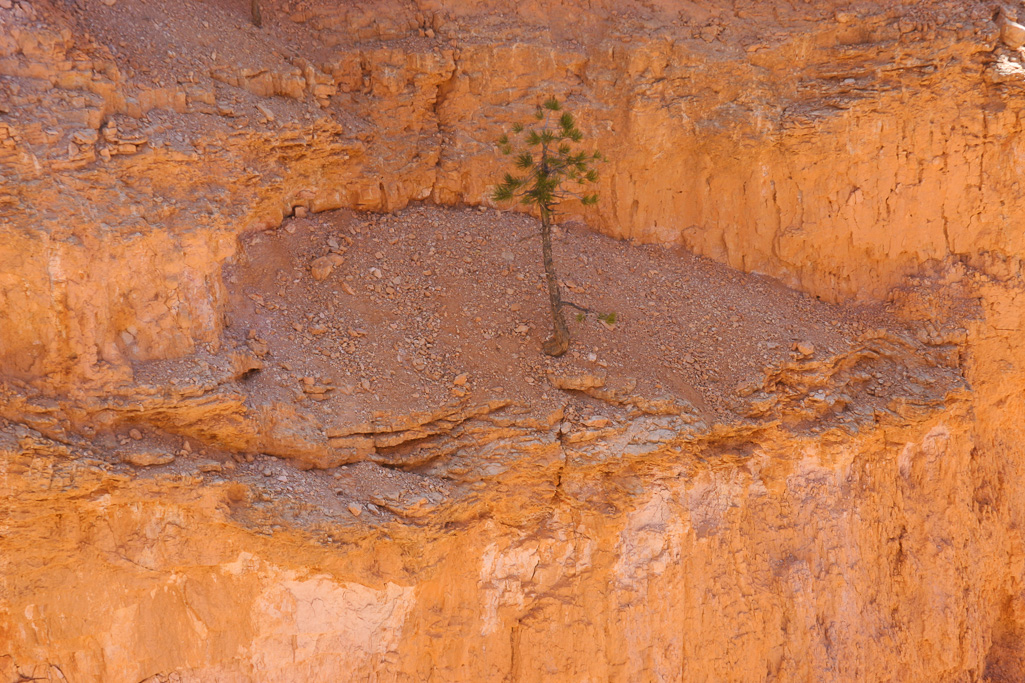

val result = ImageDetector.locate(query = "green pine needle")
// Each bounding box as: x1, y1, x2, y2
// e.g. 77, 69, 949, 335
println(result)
492, 98, 604, 218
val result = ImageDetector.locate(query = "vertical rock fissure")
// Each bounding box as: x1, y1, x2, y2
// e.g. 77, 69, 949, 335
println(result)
429, 56, 459, 200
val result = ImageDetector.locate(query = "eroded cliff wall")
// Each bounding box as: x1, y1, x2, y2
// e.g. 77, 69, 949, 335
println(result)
0, 0, 1018, 386
2, 404, 1002, 682
4, 0, 1025, 680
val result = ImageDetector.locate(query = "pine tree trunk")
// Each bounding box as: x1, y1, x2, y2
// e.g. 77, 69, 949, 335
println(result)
250, 0, 263, 27
539, 206, 570, 357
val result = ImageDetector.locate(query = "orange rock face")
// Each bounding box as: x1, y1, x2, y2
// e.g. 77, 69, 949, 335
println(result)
3, 0, 1025, 681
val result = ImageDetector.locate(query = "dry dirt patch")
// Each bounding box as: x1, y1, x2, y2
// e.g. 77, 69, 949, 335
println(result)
218, 203, 899, 425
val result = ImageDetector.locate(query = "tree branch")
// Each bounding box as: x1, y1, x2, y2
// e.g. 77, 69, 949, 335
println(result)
560, 301, 593, 314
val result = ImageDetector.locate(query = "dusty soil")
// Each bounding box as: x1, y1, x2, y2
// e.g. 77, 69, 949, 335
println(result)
217, 203, 899, 422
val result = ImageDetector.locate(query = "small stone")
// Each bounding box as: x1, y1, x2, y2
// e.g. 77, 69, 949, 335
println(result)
347, 503, 363, 516
262, 468, 273, 476
1002, 19, 1025, 49
247, 338, 270, 356
122, 451, 174, 467
310, 256, 334, 281
0, 0, 13, 8
293, 206, 308, 218
584, 416, 611, 428
425, 28, 435, 38
256, 103, 275, 122
276, 475, 288, 483
100, 0, 116, 6
129, 428, 142, 440
795, 341, 815, 357
510, 303, 521, 312
453, 373, 469, 386
197, 460, 223, 473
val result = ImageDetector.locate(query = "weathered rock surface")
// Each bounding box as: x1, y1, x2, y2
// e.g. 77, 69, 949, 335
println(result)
0, 0, 1017, 387
4, 0, 1025, 681
0, 359, 988, 682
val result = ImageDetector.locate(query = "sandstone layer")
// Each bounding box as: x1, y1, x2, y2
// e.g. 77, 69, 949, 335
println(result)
3, 0, 1025, 681
0, 0, 1016, 387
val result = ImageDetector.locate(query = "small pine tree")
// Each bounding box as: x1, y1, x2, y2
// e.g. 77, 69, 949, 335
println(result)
492, 97, 603, 357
